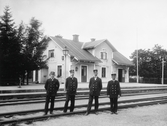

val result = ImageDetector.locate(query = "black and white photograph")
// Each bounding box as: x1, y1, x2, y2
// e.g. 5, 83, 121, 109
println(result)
0, 0, 167, 126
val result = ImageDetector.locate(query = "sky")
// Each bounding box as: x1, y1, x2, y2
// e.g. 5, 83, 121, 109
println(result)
0, 0, 167, 59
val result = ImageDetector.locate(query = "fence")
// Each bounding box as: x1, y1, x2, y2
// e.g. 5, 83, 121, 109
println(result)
129, 77, 167, 84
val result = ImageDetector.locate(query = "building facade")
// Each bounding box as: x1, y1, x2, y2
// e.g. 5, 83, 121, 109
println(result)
33, 35, 133, 83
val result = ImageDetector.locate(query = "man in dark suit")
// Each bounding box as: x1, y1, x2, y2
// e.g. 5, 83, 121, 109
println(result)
63, 70, 78, 112
107, 72, 121, 114
85, 69, 102, 115
44, 71, 60, 115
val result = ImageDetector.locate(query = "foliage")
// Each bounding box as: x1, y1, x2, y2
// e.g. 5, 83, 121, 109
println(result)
18, 17, 49, 85
0, 6, 22, 85
0, 7, 48, 85
129, 44, 167, 80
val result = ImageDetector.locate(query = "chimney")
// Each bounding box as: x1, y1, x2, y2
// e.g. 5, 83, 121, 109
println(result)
91, 38, 96, 42
73, 34, 79, 42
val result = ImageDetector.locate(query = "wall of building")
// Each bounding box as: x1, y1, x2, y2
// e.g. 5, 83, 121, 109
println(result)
35, 39, 130, 83
80, 63, 94, 82
40, 69, 48, 83
125, 67, 129, 82
112, 63, 130, 82
42, 40, 71, 83
90, 41, 130, 82
70, 62, 95, 82
93, 41, 114, 82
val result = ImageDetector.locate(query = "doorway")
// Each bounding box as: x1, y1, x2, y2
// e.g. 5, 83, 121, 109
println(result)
81, 66, 87, 82
118, 69, 122, 82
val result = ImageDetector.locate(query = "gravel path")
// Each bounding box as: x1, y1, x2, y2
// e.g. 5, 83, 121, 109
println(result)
17, 104, 167, 126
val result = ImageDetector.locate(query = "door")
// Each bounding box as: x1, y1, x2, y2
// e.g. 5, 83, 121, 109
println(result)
81, 66, 87, 82
118, 69, 122, 82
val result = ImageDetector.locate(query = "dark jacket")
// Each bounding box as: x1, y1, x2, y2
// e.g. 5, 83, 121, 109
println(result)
107, 80, 121, 98
65, 77, 78, 95
45, 78, 60, 96
89, 77, 102, 96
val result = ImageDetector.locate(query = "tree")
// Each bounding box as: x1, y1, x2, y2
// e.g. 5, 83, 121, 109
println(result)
129, 44, 167, 83
0, 7, 48, 86
129, 49, 152, 77
0, 6, 22, 85
151, 45, 167, 80
20, 17, 48, 85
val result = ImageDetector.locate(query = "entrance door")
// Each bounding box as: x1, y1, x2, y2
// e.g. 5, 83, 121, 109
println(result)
81, 66, 87, 82
118, 69, 122, 82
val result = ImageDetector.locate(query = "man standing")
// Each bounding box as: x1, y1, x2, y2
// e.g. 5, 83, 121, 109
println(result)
85, 69, 102, 115
44, 71, 60, 115
107, 72, 121, 114
63, 70, 78, 113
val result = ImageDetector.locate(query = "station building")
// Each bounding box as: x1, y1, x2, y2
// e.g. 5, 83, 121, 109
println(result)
33, 35, 133, 83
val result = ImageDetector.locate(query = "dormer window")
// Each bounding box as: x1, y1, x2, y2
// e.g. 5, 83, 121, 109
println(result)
101, 49, 107, 60
48, 49, 54, 58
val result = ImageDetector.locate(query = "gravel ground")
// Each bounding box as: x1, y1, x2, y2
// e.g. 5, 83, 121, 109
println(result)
17, 104, 167, 126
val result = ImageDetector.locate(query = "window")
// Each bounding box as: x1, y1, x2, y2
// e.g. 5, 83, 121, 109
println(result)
102, 67, 106, 78
57, 65, 62, 77
48, 49, 54, 58
101, 52, 107, 60
62, 56, 64, 60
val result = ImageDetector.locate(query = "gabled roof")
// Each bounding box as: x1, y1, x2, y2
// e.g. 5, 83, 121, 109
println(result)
49, 36, 101, 63
83, 39, 133, 66
113, 51, 134, 66
83, 39, 106, 49
82, 39, 117, 52
49, 36, 133, 66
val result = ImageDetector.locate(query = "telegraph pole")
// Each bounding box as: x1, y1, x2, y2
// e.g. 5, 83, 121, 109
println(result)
137, 48, 139, 83
162, 58, 165, 85
136, 28, 139, 83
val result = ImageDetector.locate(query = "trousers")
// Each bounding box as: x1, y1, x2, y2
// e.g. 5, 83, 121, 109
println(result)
109, 97, 118, 113
64, 94, 75, 112
87, 95, 99, 113
44, 95, 55, 114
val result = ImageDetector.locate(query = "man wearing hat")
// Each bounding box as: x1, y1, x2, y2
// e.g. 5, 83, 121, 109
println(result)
63, 69, 78, 113
107, 72, 121, 114
85, 69, 102, 115
44, 71, 60, 115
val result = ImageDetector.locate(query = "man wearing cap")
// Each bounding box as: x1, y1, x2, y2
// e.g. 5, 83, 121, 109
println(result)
44, 71, 60, 115
85, 69, 102, 115
107, 72, 121, 114
63, 69, 78, 113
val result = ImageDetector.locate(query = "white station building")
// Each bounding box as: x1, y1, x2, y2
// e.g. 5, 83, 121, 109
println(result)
33, 35, 133, 84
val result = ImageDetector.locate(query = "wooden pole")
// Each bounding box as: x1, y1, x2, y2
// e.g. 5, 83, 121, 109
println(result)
162, 58, 164, 85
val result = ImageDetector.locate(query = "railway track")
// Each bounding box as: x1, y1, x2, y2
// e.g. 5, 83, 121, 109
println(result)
0, 86, 167, 107
0, 91, 167, 106
0, 93, 167, 125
